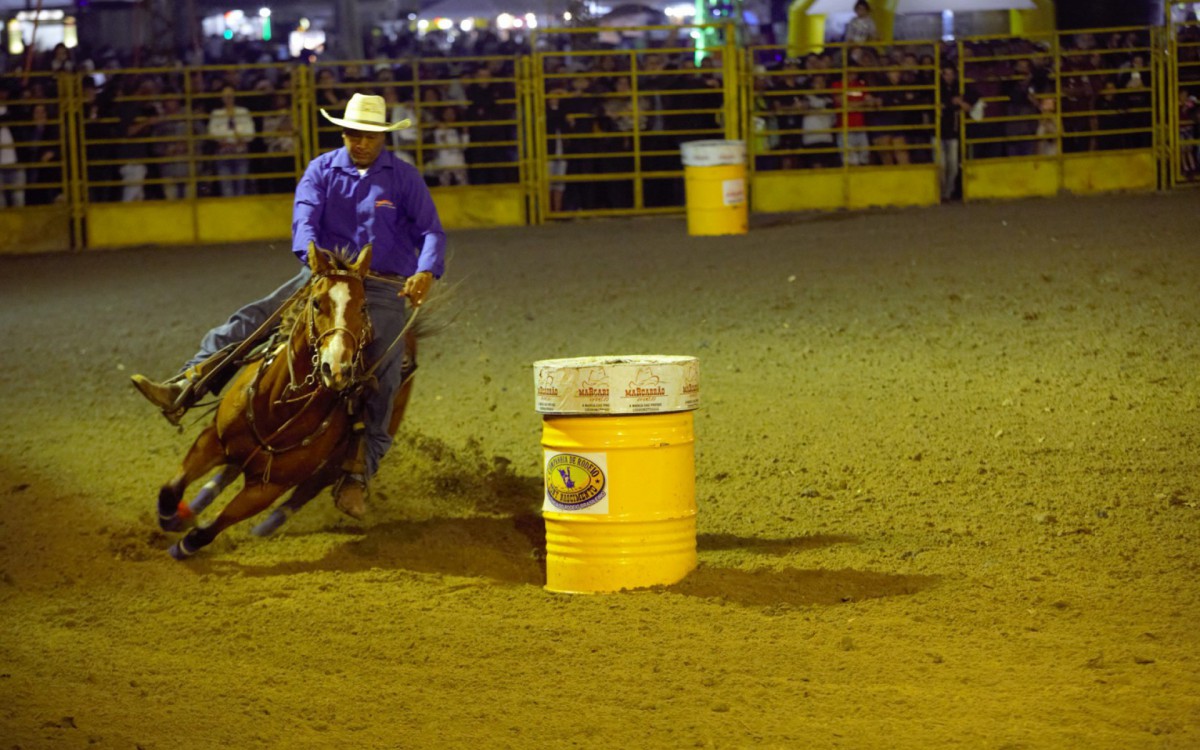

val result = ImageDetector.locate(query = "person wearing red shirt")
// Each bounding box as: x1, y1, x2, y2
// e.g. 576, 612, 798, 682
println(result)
832, 70, 870, 166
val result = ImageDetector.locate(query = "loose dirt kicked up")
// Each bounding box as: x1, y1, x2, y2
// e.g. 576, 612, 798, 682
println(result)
1, 192, 1197, 749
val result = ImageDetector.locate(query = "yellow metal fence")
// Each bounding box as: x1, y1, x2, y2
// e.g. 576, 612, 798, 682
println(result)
744, 39, 942, 211
0, 22, 1196, 252
530, 23, 740, 221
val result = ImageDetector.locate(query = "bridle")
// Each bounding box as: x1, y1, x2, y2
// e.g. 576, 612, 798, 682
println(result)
289, 268, 373, 393
233, 268, 374, 482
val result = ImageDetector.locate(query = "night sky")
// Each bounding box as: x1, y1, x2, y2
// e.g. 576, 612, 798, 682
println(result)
1055, 0, 1164, 29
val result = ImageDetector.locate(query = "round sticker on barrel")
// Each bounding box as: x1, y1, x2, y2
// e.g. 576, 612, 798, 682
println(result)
544, 452, 608, 512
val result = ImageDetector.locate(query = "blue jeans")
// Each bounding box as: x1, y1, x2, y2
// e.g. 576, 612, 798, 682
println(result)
216, 158, 249, 196
186, 268, 410, 480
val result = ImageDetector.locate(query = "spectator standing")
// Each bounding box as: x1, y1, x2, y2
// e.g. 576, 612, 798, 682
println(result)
1061, 74, 1097, 153
23, 102, 60, 205
429, 106, 468, 186
383, 86, 419, 165
155, 95, 192, 200
832, 68, 870, 166
1180, 90, 1198, 179
750, 67, 780, 170
0, 117, 23, 208
314, 69, 344, 153
800, 74, 839, 168
562, 74, 600, 211
844, 1, 878, 44
1036, 97, 1058, 156
869, 67, 909, 165
1005, 59, 1042, 157
207, 85, 255, 197
1118, 53, 1152, 149
639, 53, 679, 208
601, 75, 645, 208
245, 78, 275, 193
79, 77, 116, 202
260, 91, 296, 194
544, 81, 569, 212
48, 43, 75, 73
938, 64, 975, 200
465, 67, 513, 185
116, 77, 160, 202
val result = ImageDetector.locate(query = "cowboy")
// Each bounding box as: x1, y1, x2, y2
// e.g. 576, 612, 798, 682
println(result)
131, 93, 446, 520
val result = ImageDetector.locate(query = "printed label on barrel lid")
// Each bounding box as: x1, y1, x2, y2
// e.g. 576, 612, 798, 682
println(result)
534, 355, 699, 415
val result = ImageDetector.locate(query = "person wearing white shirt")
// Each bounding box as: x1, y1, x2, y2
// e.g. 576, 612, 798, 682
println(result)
0, 121, 24, 208
844, 1, 877, 43
383, 86, 418, 166
429, 107, 468, 186
207, 86, 256, 197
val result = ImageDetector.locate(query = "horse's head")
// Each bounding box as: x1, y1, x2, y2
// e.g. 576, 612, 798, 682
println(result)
306, 243, 373, 392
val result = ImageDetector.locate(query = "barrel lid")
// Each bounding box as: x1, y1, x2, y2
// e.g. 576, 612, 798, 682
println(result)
680, 139, 746, 167
534, 355, 700, 415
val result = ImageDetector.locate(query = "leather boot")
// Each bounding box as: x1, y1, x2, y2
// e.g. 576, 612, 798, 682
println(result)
130, 345, 236, 426
333, 473, 368, 520
334, 428, 369, 519
130, 373, 193, 426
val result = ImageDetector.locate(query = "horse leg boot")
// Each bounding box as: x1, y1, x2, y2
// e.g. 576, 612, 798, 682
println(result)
333, 425, 369, 520
158, 425, 225, 532
131, 344, 238, 426
170, 481, 287, 560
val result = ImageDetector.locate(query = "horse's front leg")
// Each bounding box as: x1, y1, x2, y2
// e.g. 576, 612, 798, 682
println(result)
169, 480, 289, 560
158, 424, 225, 532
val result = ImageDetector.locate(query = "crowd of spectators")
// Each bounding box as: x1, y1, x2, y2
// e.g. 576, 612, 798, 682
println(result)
749, 44, 939, 173
0, 18, 1197, 212
743, 26, 1200, 198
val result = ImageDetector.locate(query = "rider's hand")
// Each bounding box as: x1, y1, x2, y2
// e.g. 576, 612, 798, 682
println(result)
403, 272, 433, 307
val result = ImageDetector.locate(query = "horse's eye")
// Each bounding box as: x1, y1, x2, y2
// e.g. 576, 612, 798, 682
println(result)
311, 298, 320, 310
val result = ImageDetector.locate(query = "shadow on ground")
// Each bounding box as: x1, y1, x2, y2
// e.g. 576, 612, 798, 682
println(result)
196, 514, 934, 609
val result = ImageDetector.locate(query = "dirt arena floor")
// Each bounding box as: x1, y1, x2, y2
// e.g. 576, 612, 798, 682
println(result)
1, 191, 1198, 749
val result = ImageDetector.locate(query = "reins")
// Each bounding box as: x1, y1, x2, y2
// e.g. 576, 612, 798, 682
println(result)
228, 268, 422, 482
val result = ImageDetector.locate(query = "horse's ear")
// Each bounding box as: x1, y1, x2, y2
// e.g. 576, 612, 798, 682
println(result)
352, 244, 372, 276
307, 242, 329, 274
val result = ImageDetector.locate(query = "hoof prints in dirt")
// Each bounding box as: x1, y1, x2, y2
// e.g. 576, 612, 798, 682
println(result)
107, 526, 173, 562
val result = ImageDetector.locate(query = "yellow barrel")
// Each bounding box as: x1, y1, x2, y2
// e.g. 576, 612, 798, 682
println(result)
681, 139, 747, 236
542, 411, 696, 593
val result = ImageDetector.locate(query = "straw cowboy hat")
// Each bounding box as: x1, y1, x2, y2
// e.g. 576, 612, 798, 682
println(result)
320, 92, 411, 132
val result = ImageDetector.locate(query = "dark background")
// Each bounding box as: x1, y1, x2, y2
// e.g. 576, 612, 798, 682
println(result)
1056, 0, 1165, 29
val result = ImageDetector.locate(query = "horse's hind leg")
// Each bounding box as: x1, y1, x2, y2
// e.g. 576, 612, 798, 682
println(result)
187, 465, 239, 517
251, 472, 332, 537
169, 480, 288, 560
158, 425, 224, 532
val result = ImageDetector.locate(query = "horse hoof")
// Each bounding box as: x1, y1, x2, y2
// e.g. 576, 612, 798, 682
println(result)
159, 514, 186, 533
251, 508, 290, 537
168, 541, 193, 560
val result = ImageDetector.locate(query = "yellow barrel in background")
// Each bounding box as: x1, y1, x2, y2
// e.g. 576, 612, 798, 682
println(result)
681, 140, 747, 236
534, 355, 701, 594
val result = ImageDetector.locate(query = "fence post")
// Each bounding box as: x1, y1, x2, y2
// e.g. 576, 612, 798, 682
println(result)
723, 23, 739, 142
62, 72, 84, 250
520, 54, 543, 226
296, 65, 315, 166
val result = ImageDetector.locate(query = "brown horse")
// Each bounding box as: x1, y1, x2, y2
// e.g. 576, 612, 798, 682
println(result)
157, 243, 407, 559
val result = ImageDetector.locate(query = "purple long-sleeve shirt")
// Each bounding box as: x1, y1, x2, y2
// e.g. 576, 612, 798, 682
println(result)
292, 147, 446, 278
